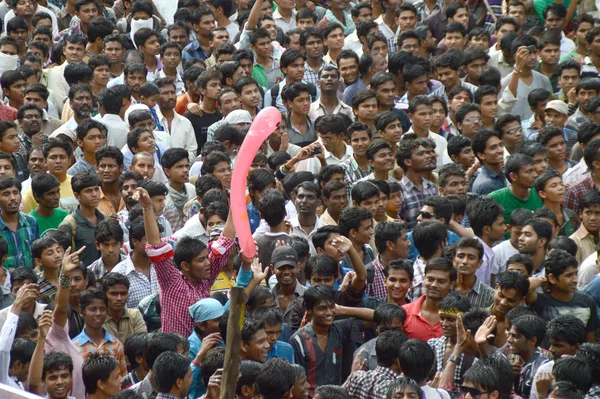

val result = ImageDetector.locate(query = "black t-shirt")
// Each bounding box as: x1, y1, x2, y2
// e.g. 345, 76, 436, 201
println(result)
184, 110, 222, 149
532, 292, 600, 333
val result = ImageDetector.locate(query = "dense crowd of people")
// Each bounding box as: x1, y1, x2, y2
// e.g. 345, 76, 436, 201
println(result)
0, 0, 599, 397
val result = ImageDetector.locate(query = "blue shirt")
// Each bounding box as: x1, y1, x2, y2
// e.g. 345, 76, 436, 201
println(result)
408, 230, 460, 261
188, 331, 225, 399
267, 340, 295, 363
183, 40, 210, 61
471, 165, 507, 195
342, 78, 367, 106
247, 202, 261, 235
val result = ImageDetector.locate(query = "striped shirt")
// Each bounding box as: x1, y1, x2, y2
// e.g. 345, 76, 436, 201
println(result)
0, 212, 39, 270
456, 278, 495, 309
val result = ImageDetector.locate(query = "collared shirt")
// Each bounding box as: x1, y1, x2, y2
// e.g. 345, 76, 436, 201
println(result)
374, 15, 396, 50
340, 155, 371, 187
67, 157, 95, 176
158, 69, 185, 95
0, 212, 39, 269
304, 61, 328, 86
183, 40, 210, 60
521, 114, 539, 140
570, 224, 598, 265
88, 254, 126, 288
286, 113, 317, 146
567, 107, 590, 131
487, 46, 514, 77
343, 366, 399, 399
156, 109, 198, 161
145, 234, 234, 337
454, 278, 495, 308
290, 215, 326, 256
565, 175, 596, 214
440, 116, 459, 137
516, 347, 551, 399
296, 143, 354, 175
71, 328, 127, 377
146, 56, 164, 82
273, 282, 306, 326
96, 113, 129, 150
399, 175, 439, 231
157, 393, 181, 399
413, 0, 443, 21
104, 307, 148, 344
475, 237, 495, 286
18, 133, 46, 161
563, 158, 589, 186
402, 295, 443, 341
273, 8, 297, 32
586, 386, 600, 399
290, 318, 365, 397
471, 165, 507, 195
267, 340, 295, 363
111, 255, 159, 308
97, 188, 125, 216
319, 209, 338, 226
428, 336, 476, 387
366, 255, 387, 299
430, 81, 478, 103
252, 58, 284, 91
308, 98, 354, 121
410, 257, 427, 301
131, 373, 157, 399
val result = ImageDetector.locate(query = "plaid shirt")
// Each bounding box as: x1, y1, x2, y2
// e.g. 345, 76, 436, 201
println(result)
37, 272, 57, 305
341, 156, 371, 187
399, 175, 439, 231
71, 328, 127, 377
413, 0, 443, 21
565, 176, 595, 215
456, 278, 495, 309
343, 366, 399, 399
111, 255, 159, 309
428, 336, 477, 388
0, 212, 39, 269
146, 234, 234, 337
366, 255, 387, 298
410, 257, 427, 301
304, 61, 328, 87
586, 386, 600, 399
87, 254, 126, 288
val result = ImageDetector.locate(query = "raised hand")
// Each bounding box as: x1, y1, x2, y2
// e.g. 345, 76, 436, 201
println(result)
12, 283, 39, 314
197, 332, 223, 363
251, 257, 267, 283
339, 271, 355, 291
37, 310, 54, 340
455, 314, 473, 353
133, 187, 153, 209
62, 246, 87, 276
205, 368, 222, 399
331, 236, 353, 254
474, 315, 497, 345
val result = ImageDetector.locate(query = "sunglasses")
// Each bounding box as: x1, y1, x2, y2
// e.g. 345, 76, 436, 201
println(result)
460, 386, 490, 399
419, 211, 435, 219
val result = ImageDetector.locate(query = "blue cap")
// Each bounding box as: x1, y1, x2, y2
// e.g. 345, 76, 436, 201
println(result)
188, 298, 225, 323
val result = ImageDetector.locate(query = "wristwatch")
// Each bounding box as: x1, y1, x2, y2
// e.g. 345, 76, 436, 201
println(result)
448, 354, 460, 364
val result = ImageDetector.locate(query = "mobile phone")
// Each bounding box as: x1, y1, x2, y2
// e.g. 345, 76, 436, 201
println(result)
312, 146, 322, 155
526, 45, 536, 53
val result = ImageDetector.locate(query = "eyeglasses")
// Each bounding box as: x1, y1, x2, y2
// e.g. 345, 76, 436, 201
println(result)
460, 386, 490, 399
419, 211, 434, 219
464, 116, 482, 123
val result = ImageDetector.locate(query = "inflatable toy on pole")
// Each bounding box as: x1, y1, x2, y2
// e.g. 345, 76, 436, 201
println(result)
230, 106, 282, 258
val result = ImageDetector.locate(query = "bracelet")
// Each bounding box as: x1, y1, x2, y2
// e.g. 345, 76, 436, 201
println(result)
192, 359, 201, 367
59, 273, 71, 288
513, 67, 522, 75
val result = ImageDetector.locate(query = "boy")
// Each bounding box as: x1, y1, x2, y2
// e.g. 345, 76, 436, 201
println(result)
1, 71, 26, 111
531, 249, 599, 343
133, 28, 161, 81
282, 82, 317, 147
321, 181, 348, 226
101, 273, 147, 344
357, 141, 395, 183
407, 96, 447, 170
432, 49, 477, 100
67, 119, 107, 176
471, 129, 507, 195
447, 135, 475, 172
252, 306, 294, 363
32, 236, 63, 304
519, 218, 553, 278
58, 173, 105, 267
161, 148, 196, 232
535, 170, 578, 236
474, 86, 499, 130
0, 121, 27, 182
340, 122, 372, 186
372, 221, 411, 298
351, 90, 379, 133
491, 208, 533, 277
461, 47, 489, 87
534, 31, 562, 93
536, 125, 575, 176
235, 77, 261, 119
452, 238, 494, 308
30, 173, 69, 235
72, 289, 127, 377
138, 82, 164, 132
184, 69, 223, 149
81, 353, 123, 399
489, 154, 543, 224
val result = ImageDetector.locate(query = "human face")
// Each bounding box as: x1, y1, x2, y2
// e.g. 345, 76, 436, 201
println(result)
240, 83, 260, 109
411, 104, 432, 130
406, 74, 428, 96
206, 214, 226, 235
318, 69, 340, 93
0, 160, 14, 178
478, 94, 498, 121
9, 28, 28, 46
370, 40, 388, 59
19, 109, 42, 136
0, 128, 20, 154
264, 322, 283, 347
558, 68, 580, 95
201, 79, 222, 101
0, 43, 17, 56
295, 187, 319, 215
46, 147, 69, 176
284, 57, 306, 83
468, 36, 489, 51
507, 262, 529, 276
546, 135, 567, 161
290, 92, 311, 116
158, 83, 177, 112
531, 153, 549, 175
45, 366, 73, 399
549, 337, 579, 360
168, 28, 190, 49
369, 147, 395, 173
518, 225, 540, 255
101, 368, 123, 397
460, 382, 494, 399
376, 80, 396, 108
581, 204, 600, 234
380, 119, 403, 144
398, 10, 417, 32
450, 91, 471, 115
489, 216, 507, 241
151, 195, 166, 216
507, 325, 531, 355
493, 286, 523, 315
77, 185, 100, 208
161, 46, 182, 70
496, 22, 516, 44
501, 121, 524, 151
273, 263, 298, 287
106, 283, 128, 312
252, 36, 272, 58
544, 109, 568, 129
310, 300, 335, 327
538, 176, 564, 204
390, 386, 421, 399
287, 33, 301, 50
355, 5, 373, 21
440, 312, 458, 338
441, 175, 467, 199
507, 5, 526, 27
400, 37, 420, 54
349, 130, 371, 157
339, 57, 359, 85
126, 71, 146, 94
513, 163, 537, 189
576, 22, 593, 47
72, 90, 93, 118
210, 29, 230, 49
82, 298, 107, 329
424, 269, 453, 300
478, 135, 504, 167
131, 154, 155, 179
38, 243, 64, 269
406, 145, 433, 172
354, 218, 374, 244
445, 32, 465, 51
387, 190, 402, 215
24, 91, 47, 110
578, 88, 598, 112
326, 28, 345, 51
356, 98, 378, 121
539, 43, 560, 66
28, 149, 46, 176
386, 268, 411, 302
187, 248, 210, 280
219, 92, 241, 115
296, 17, 314, 29
545, 11, 565, 31
292, 371, 310, 399
245, 329, 270, 362
454, 247, 482, 276
5, 80, 26, 106
166, 158, 190, 184
431, 101, 447, 128
372, 53, 388, 73
324, 188, 348, 215
416, 204, 436, 224
65, 42, 86, 63
437, 66, 460, 90
79, 128, 106, 155
195, 14, 216, 37
212, 160, 232, 189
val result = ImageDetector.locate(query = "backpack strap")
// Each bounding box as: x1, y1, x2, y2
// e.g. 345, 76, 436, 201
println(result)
270, 84, 281, 108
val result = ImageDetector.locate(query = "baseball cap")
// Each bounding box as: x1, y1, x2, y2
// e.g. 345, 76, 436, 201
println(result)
188, 298, 225, 323
545, 100, 568, 116
271, 246, 298, 269
224, 110, 252, 125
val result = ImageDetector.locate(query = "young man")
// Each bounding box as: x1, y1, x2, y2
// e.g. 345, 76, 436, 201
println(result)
495, 114, 524, 158
466, 196, 506, 286
566, 78, 600, 132
407, 95, 447, 170
462, 47, 489, 87
489, 154, 543, 224
81, 353, 123, 399
100, 272, 147, 344
58, 173, 105, 267
1, 71, 26, 111
282, 82, 317, 147
300, 28, 327, 87
322, 23, 345, 67
161, 148, 195, 232
530, 100, 578, 155
341, 122, 372, 187
556, 60, 581, 105
93, 146, 125, 216
453, 238, 494, 308
183, 7, 216, 61
235, 77, 261, 119
534, 31, 562, 93
455, 103, 483, 141
569, 191, 600, 265
351, 90, 379, 133
563, 121, 600, 185
432, 49, 477, 101
518, 218, 553, 278
491, 208, 533, 278
320, 181, 348, 226
536, 126, 574, 176
474, 86, 498, 130
184, 70, 223, 149
309, 66, 353, 121
410, 220, 447, 301
30, 173, 68, 235
535, 170, 578, 237
471, 129, 506, 195
357, 141, 395, 183
371, 221, 411, 298
152, 351, 192, 399
447, 135, 475, 172
396, 136, 439, 231
0, 121, 28, 182
68, 119, 107, 176
269, 245, 306, 326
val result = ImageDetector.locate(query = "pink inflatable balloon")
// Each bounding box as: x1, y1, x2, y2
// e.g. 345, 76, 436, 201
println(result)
230, 106, 282, 258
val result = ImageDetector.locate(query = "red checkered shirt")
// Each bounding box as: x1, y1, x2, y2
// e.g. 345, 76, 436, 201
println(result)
565, 176, 596, 214
146, 234, 234, 337
365, 255, 387, 299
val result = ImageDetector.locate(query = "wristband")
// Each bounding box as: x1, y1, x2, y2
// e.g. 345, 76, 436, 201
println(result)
59, 273, 71, 289
192, 359, 201, 367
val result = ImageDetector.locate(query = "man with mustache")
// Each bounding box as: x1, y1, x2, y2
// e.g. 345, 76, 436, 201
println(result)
17, 104, 45, 162
57, 84, 94, 136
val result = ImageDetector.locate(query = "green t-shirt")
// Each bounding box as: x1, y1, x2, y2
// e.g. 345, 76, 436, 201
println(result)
489, 187, 544, 225
30, 208, 69, 236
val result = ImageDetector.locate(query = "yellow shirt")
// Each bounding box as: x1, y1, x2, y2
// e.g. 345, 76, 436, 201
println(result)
23, 174, 78, 214
210, 271, 236, 294
97, 188, 125, 216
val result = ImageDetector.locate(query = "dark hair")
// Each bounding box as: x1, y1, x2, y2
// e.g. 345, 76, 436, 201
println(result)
31, 173, 60, 200
466, 196, 504, 237
455, 237, 484, 261
71, 172, 101, 194
304, 284, 335, 310
447, 135, 472, 159
546, 315, 586, 347
76, 118, 106, 142
78, 288, 108, 313
373, 303, 407, 326
512, 314, 546, 347
236, 360, 262, 396
455, 103, 481, 125
438, 163, 465, 188
439, 292, 471, 313
463, 352, 514, 399
374, 221, 406, 254
545, 249, 578, 282
11, 267, 36, 286
338, 206, 373, 238
100, 272, 130, 293
124, 333, 147, 370
413, 220, 447, 259
153, 351, 191, 393
143, 332, 182, 369
471, 129, 501, 162
423, 196, 453, 225
256, 358, 296, 399
97, 88, 124, 115
351, 89, 378, 110
398, 339, 435, 383
82, 353, 119, 395
31, 236, 60, 262
42, 351, 74, 380
497, 269, 530, 297
376, 330, 407, 367
509, 208, 534, 227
